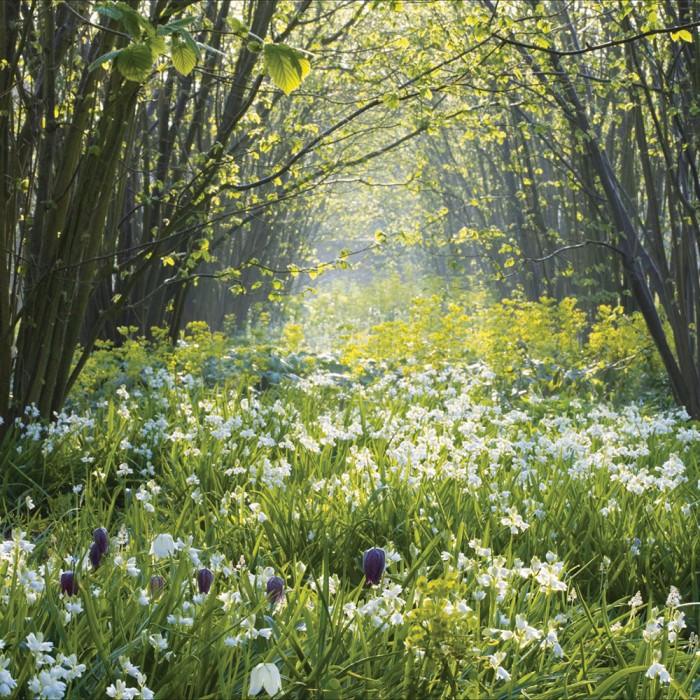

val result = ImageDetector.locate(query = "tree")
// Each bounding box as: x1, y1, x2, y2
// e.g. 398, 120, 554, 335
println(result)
0, 0, 307, 424
474, 0, 700, 416
0, 0, 436, 427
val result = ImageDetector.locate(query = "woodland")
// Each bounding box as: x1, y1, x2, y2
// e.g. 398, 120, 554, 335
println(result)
0, 1, 699, 698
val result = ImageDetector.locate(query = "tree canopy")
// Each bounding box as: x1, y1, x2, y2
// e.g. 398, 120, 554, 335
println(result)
1, 0, 699, 423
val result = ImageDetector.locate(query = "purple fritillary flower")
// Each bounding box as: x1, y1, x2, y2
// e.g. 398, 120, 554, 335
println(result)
266, 575, 285, 603
362, 548, 386, 586
60, 571, 79, 596
88, 541, 103, 569
93, 527, 109, 554
197, 568, 214, 594
149, 575, 165, 596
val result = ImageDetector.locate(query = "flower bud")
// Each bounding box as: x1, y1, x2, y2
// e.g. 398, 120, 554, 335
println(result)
362, 548, 386, 586
197, 568, 214, 594
149, 575, 165, 596
60, 571, 78, 596
266, 575, 284, 603
93, 527, 109, 554
88, 542, 103, 569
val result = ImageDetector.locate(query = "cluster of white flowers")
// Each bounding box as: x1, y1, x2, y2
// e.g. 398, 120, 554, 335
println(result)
24, 634, 87, 699
343, 581, 408, 630
0, 647, 17, 698
2, 353, 698, 697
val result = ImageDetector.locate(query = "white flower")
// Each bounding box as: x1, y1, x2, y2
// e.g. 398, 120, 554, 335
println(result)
628, 591, 643, 609
667, 610, 686, 642
643, 615, 664, 643
106, 678, 139, 699
645, 662, 671, 684
496, 666, 511, 682
666, 586, 682, 608
64, 600, 83, 615
390, 611, 404, 625
248, 663, 282, 696
119, 657, 144, 683
149, 534, 176, 560
0, 655, 17, 697
148, 634, 168, 652
27, 670, 66, 699
56, 653, 86, 681
26, 632, 53, 654
514, 615, 542, 647
500, 507, 529, 534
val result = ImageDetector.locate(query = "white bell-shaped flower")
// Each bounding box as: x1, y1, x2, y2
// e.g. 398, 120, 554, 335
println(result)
248, 663, 282, 696
149, 534, 176, 560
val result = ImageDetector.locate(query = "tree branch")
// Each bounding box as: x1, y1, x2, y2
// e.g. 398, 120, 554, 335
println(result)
527, 239, 624, 263
492, 20, 700, 57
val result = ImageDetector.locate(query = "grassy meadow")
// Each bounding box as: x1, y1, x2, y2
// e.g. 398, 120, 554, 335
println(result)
1, 289, 698, 699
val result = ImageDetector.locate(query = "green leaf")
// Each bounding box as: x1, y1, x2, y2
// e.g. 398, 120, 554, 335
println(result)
263, 43, 309, 95
670, 29, 693, 43
116, 43, 153, 82
116, 6, 143, 38
159, 17, 197, 32
88, 49, 122, 72
170, 38, 197, 76
95, 4, 123, 20
113, 2, 154, 37
147, 35, 167, 59
229, 18, 249, 37
176, 28, 202, 60
382, 92, 400, 109
587, 666, 648, 699
297, 54, 311, 79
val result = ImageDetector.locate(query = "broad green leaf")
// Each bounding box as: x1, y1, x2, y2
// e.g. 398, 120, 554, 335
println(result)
229, 18, 249, 37
116, 6, 143, 38
170, 38, 197, 75
176, 28, 202, 60
88, 49, 122, 72
147, 35, 167, 59
95, 4, 123, 20
160, 17, 198, 32
263, 43, 309, 95
116, 43, 153, 81
382, 92, 400, 109
297, 56, 310, 79
114, 2, 154, 37
671, 29, 693, 43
